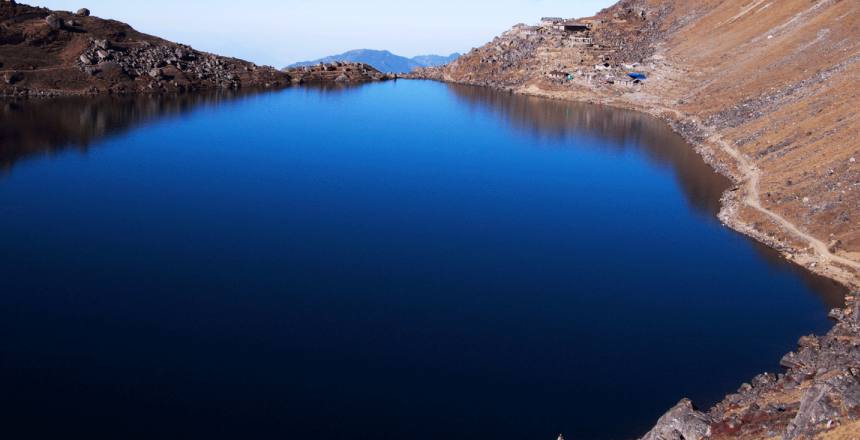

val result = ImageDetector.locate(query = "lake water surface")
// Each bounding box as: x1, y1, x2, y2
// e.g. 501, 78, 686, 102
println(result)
0, 81, 847, 439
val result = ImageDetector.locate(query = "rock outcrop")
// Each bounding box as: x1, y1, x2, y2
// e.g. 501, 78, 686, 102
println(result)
640, 399, 711, 440
283, 62, 396, 84
0, 2, 288, 97
699, 294, 860, 439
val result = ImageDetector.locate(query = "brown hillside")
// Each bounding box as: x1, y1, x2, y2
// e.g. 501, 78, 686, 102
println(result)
0, 2, 391, 96
0, 1, 291, 96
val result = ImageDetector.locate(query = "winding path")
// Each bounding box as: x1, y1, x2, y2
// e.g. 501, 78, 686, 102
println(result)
703, 122, 860, 272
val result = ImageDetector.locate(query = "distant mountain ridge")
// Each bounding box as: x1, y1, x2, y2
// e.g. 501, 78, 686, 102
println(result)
287, 49, 460, 73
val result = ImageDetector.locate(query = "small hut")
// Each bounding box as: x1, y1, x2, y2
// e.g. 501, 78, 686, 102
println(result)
560, 20, 591, 33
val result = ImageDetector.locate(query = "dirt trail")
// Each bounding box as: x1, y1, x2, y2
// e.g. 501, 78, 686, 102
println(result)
708, 123, 860, 271
655, 103, 860, 274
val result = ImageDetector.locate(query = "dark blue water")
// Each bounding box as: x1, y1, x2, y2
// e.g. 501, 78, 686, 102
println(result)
0, 81, 846, 440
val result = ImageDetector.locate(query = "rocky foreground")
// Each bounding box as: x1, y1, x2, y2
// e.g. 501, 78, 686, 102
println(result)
642, 295, 860, 439
413, 0, 860, 438
0, 2, 390, 97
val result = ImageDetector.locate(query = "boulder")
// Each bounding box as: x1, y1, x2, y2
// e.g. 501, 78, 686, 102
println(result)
174, 48, 194, 61
45, 14, 63, 30
94, 39, 111, 50
96, 61, 122, 73
76, 8, 90, 17
79, 54, 93, 65
335, 73, 349, 83
640, 399, 711, 440
784, 374, 860, 439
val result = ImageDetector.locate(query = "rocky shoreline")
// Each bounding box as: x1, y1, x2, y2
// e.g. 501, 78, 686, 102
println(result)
643, 294, 860, 439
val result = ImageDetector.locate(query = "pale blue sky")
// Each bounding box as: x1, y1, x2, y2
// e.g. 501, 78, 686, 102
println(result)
36, 1, 615, 66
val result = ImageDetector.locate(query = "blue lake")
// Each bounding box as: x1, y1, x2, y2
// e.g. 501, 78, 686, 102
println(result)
0, 81, 847, 439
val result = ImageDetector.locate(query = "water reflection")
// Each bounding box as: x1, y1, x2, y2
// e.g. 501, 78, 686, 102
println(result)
0, 91, 254, 172
446, 84, 729, 218
445, 83, 848, 308
1, 84, 848, 309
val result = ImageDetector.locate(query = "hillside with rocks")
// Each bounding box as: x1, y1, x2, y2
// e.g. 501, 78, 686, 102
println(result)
0, 2, 388, 97
283, 61, 396, 84
414, 0, 860, 438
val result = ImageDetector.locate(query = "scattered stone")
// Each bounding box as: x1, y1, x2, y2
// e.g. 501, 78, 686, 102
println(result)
798, 335, 820, 350
283, 62, 391, 84
45, 14, 62, 30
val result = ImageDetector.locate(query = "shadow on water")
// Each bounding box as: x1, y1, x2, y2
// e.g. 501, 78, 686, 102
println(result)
0, 90, 258, 173
749, 241, 847, 310
0, 82, 383, 174
444, 83, 848, 309
445, 84, 730, 218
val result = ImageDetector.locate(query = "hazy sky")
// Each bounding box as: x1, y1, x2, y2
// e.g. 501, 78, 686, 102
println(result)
36, 1, 615, 66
